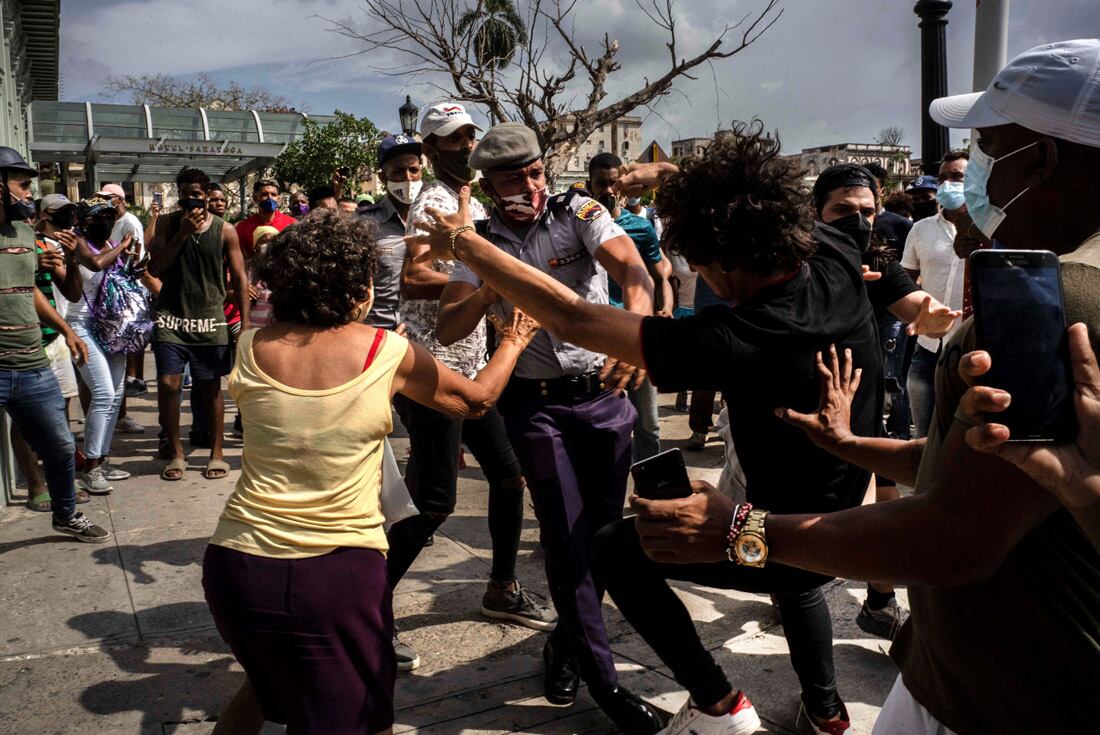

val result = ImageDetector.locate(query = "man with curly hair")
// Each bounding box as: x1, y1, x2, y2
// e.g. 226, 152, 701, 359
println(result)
410, 122, 878, 734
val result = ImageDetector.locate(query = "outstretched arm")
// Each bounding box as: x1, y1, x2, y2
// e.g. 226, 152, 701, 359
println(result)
437, 281, 498, 346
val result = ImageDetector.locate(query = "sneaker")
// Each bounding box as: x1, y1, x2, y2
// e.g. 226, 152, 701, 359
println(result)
116, 416, 146, 434
481, 580, 557, 631
674, 391, 688, 412
659, 691, 761, 735
798, 701, 850, 735
77, 466, 113, 495
101, 460, 131, 482
52, 512, 111, 544
685, 431, 708, 451
856, 597, 906, 640
424, 533, 435, 547
124, 378, 147, 397
393, 633, 420, 671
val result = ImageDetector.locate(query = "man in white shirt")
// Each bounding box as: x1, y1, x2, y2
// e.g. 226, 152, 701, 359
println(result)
97, 184, 144, 258
900, 150, 969, 437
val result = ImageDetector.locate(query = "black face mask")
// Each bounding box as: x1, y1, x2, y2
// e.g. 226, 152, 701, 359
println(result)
912, 199, 939, 221
178, 197, 206, 212
829, 212, 872, 254
84, 221, 113, 243
432, 148, 475, 183
12, 198, 36, 221
49, 208, 75, 230
596, 192, 617, 212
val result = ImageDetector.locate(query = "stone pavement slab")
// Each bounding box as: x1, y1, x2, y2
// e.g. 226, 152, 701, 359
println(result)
0, 381, 900, 733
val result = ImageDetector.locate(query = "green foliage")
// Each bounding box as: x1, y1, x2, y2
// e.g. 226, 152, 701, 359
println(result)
271, 111, 379, 193
457, 0, 528, 70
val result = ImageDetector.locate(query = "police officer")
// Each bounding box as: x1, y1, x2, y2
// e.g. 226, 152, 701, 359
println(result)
361, 133, 423, 331
433, 123, 663, 733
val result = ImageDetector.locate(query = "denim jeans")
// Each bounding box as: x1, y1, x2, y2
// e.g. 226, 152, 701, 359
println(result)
69, 320, 126, 459
877, 314, 912, 440
628, 377, 660, 463
0, 367, 77, 522
907, 344, 939, 439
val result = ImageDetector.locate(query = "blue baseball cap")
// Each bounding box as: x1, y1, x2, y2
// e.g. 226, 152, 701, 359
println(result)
905, 174, 938, 192
377, 134, 421, 167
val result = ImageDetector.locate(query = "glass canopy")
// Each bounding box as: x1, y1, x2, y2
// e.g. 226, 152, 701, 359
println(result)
27, 101, 334, 185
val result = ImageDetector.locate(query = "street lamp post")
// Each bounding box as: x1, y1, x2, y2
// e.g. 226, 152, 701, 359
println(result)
398, 96, 419, 137
914, 0, 953, 174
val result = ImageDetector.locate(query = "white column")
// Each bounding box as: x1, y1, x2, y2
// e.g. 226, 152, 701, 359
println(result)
973, 0, 1009, 91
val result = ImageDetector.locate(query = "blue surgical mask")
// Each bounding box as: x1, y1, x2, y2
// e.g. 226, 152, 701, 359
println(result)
626, 197, 641, 207
964, 139, 1038, 239
935, 180, 966, 211
259, 198, 279, 213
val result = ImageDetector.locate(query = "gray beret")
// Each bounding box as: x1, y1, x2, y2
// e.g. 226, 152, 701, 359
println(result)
469, 122, 542, 171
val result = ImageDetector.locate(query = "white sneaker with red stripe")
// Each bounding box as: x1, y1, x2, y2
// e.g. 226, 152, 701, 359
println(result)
659, 691, 761, 735
798, 701, 850, 735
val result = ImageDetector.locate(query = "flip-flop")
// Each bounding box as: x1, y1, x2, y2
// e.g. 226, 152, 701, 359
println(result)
26, 492, 51, 512
161, 457, 187, 481
204, 458, 230, 480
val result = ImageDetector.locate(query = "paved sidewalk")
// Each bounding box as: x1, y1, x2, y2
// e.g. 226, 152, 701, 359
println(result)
0, 382, 901, 734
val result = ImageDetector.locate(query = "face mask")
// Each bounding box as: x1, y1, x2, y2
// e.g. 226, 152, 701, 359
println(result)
386, 179, 422, 205
496, 186, 548, 222
84, 221, 113, 243
259, 197, 279, 213
12, 198, 36, 221
596, 192, 618, 212
828, 212, 872, 254
935, 181, 966, 211
179, 197, 206, 212
626, 197, 641, 207
290, 203, 309, 217
433, 148, 476, 183
48, 208, 74, 230
964, 139, 1038, 239
911, 199, 939, 221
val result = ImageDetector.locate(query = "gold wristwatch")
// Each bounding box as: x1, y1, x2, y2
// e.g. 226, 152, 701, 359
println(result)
733, 509, 769, 567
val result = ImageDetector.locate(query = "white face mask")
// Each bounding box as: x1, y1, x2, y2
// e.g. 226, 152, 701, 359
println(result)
386, 179, 422, 205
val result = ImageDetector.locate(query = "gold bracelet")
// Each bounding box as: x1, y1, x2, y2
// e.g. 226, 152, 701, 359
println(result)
448, 225, 474, 260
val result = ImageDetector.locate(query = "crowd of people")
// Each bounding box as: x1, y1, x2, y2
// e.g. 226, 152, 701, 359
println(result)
1, 39, 1098, 735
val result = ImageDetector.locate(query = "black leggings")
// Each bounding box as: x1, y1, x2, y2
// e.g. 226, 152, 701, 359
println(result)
387, 399, 525, 587
591, 517, 843, 718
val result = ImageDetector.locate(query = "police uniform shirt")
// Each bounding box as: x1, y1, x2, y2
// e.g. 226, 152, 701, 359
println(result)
450, 191, 625, 380
359, 195, 406, 330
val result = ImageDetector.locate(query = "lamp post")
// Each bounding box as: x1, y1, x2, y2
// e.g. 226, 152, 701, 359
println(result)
398, 95, 419, 137
914, 0, 952, 174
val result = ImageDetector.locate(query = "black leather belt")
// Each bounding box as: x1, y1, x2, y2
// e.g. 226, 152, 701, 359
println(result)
506, 372, 610, 402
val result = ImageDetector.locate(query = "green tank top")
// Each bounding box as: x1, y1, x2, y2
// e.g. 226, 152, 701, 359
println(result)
154, 211, 228, 346
0, 221, 49, 370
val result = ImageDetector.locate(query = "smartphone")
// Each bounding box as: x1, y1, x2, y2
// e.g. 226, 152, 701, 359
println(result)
153, 192, 163, 208
970, 249, 1075, 442
337, 166, 351, 178
631, 448, 693, 500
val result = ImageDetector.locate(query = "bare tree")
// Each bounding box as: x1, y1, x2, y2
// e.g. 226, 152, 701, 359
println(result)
874, 125, 906, 147
106, 73, 299, 112
321, 0, 783, 181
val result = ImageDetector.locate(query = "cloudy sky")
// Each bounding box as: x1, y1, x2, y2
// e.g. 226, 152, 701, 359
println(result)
59, 0, 1095, 157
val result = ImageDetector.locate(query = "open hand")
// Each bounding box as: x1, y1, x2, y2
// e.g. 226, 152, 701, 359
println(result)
962, 323, 1100, 510
488, 308, 540, 349
406, 186, 476, 264
775, 344, 861, 451
180, 207, 206, 235
907, 294, 962, 338
632, 480, 734, 564
54, 229, 80, 255
599, 357, 646, 393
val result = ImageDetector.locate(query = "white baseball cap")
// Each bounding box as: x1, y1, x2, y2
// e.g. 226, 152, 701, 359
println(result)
420, 102, 484, 140
930, 39, 1100, 148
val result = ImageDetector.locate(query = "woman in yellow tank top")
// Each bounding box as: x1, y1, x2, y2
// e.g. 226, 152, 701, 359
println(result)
202, 209, 539, 735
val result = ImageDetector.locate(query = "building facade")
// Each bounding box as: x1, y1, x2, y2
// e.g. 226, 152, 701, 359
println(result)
555, 114, 643, 190
671, 136, 713, 159
793, 142, 914, 184
0, 0, 58, 155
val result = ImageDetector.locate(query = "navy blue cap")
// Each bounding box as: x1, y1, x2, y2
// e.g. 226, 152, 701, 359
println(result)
377, 134, 421, 166
905, 174, 938, 192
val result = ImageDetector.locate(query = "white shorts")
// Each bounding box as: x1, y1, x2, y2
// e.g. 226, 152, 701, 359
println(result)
45, 338, 79, 399
872, 675, 958, 735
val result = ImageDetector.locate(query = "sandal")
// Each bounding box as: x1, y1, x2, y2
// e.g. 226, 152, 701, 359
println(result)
26, 492, 51, 512
161, 457, 187, 481
204, 458, 230, 480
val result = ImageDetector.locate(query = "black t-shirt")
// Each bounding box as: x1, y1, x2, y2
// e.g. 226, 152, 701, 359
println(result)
866, 259, 920, 317
874, 209, 913, 261
641, 224, 882, 515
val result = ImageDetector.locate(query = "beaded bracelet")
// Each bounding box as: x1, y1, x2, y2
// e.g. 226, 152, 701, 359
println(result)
725, 502, 754, 562
448, 225, 474, 260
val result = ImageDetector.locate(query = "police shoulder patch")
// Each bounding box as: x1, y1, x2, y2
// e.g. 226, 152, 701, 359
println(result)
576, 200, 605, 221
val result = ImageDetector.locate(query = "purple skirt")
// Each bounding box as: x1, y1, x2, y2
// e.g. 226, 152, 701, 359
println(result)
202, 544, 395, 733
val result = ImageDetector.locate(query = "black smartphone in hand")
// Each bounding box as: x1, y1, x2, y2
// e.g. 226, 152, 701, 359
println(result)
631, 448, 693, 500
970, 249, 1075, 443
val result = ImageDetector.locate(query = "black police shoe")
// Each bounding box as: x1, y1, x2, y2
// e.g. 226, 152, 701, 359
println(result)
592, 685, 666, 734
542, 634, 579, 706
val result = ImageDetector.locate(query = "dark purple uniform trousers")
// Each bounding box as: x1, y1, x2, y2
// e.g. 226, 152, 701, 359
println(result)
498, 386, 636, 692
